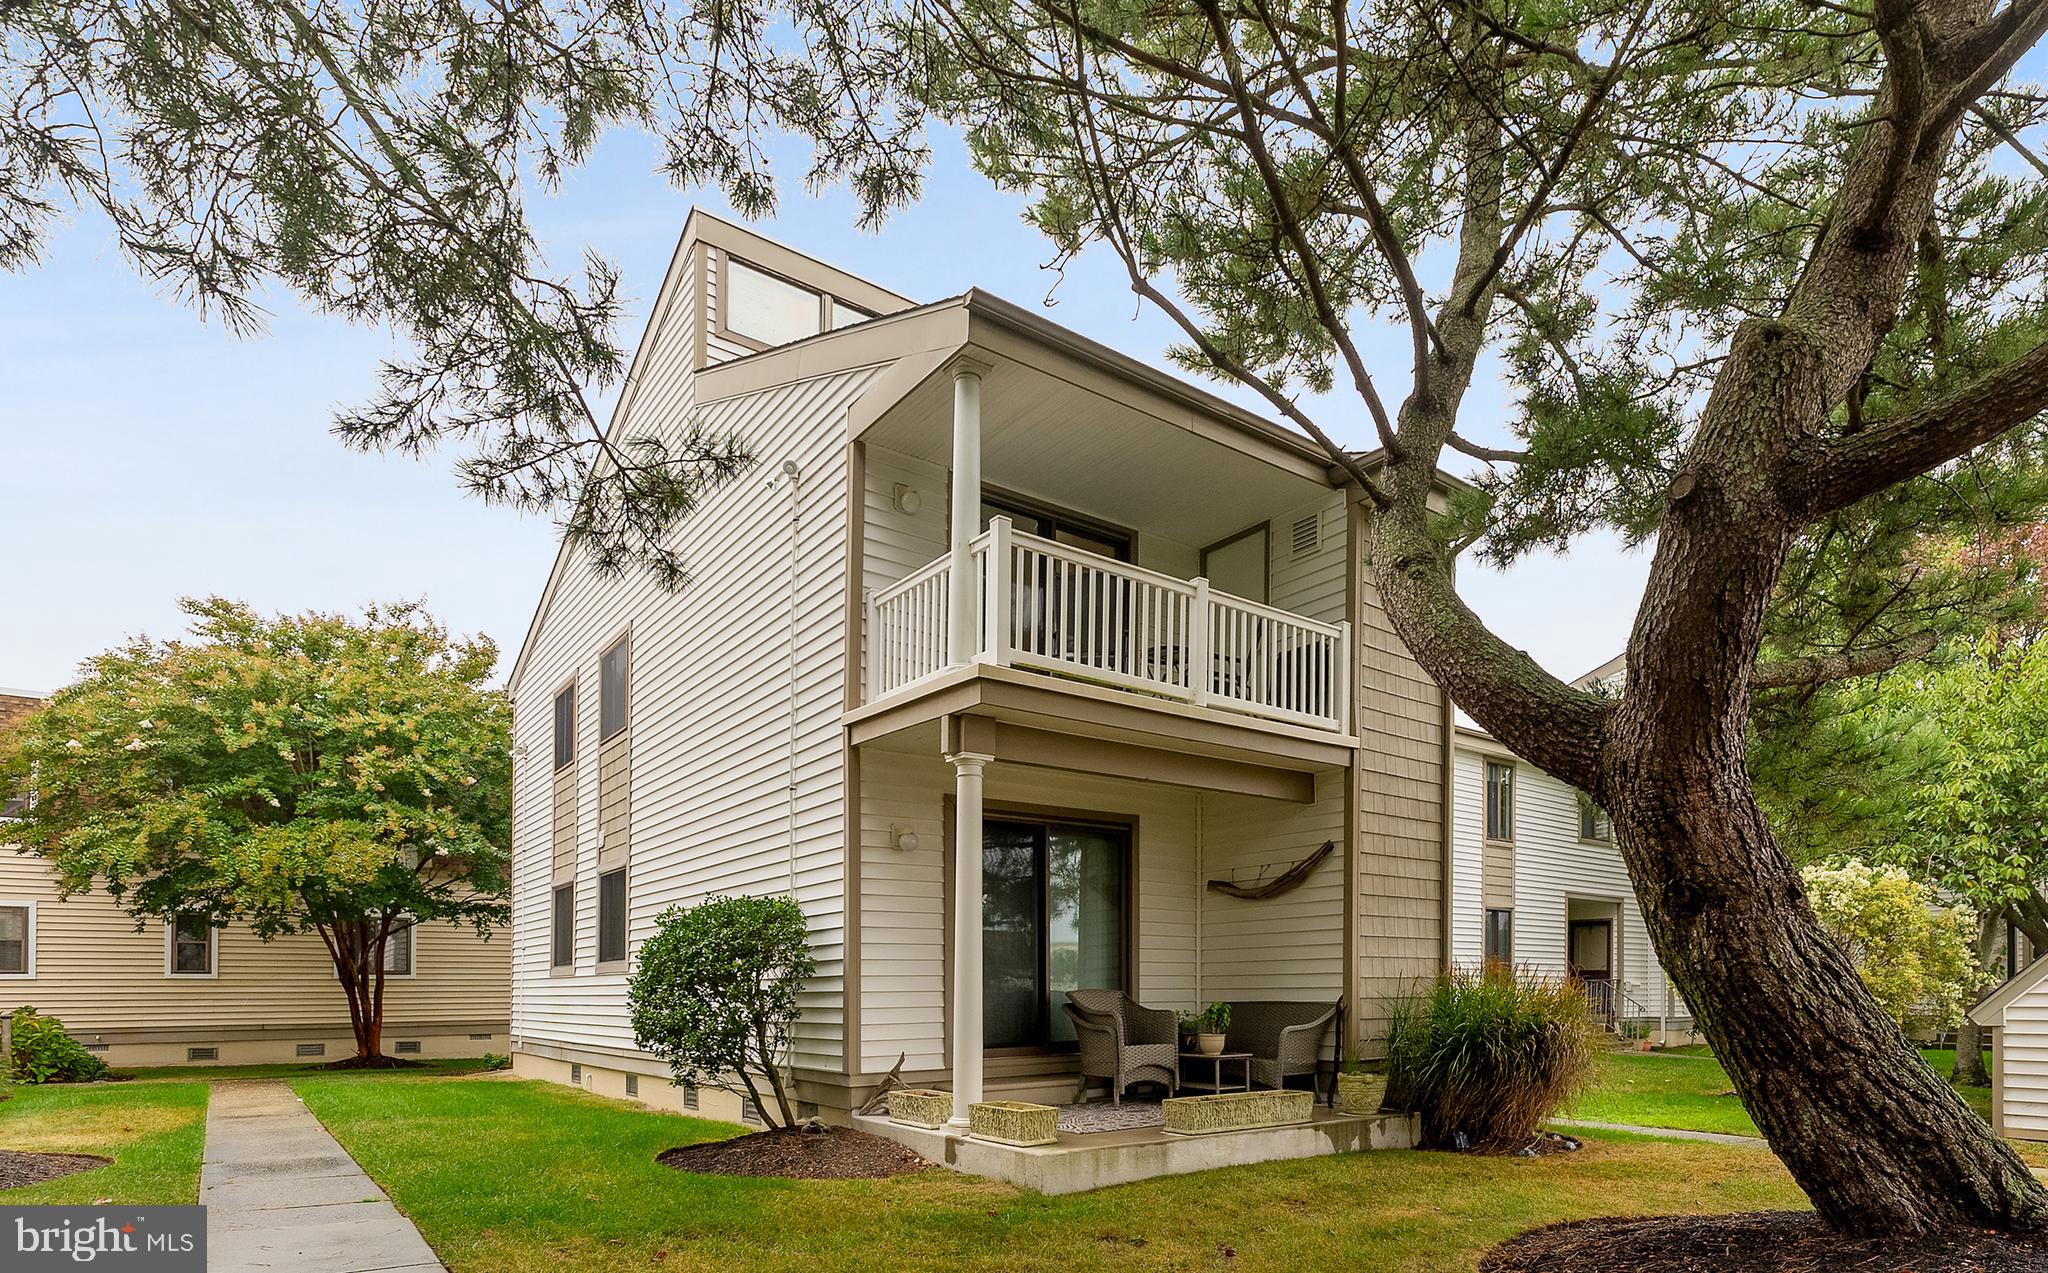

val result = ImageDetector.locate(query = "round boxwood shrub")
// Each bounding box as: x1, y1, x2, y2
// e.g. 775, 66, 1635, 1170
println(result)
8, 1006, 112, 1084
1384, 964, 1597, 1151
627, 894, 815, 1130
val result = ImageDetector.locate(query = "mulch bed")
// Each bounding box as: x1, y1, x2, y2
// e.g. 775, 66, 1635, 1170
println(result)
317, 1054, 427, 1071
0, 1149, 111, 1190
1482, 1211, 2048, 1272
656, 1126, 933, 1180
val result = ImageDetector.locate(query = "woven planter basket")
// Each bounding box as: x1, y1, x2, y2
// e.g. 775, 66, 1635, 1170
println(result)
1335, 1073, 1388, 1115
886, 1088, 953, 1130
967, 1100, 1059, 1146
1162, 1089, 1315, 1136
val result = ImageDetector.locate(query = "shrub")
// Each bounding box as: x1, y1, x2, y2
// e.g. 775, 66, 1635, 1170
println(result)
479, 1052, 511, 1071
8, 1006, 111, 1084
627, 894, 815, 1130
1383, 964, 1598, 1150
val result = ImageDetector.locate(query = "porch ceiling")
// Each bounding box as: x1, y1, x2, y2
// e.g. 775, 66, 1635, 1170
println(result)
857, 355, 1332, 549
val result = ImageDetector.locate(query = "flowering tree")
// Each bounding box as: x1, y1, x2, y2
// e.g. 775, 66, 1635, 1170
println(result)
0, 598, 510, 1064
1802, 862, 1983, 1037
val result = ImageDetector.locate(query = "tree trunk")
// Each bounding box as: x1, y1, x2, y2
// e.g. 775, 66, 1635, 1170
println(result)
1955, 909, 1999, 1088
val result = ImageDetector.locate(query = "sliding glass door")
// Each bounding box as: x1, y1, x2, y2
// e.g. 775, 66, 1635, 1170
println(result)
982, 817, 1129, 1051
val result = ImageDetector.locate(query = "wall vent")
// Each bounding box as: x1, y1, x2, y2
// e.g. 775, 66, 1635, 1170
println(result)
570, 1062, 583, 1084
187, 1047, 218, 1062
83, 1042, 110, 1052
683, 1081, 699, 1110
296, 1043, 326, 1058
625, 1074, 639, 1097
1290, 513, 1320, 557
468, 1032, 492, 1040
395, 1040, 422, 1055
740, 1098, 762, 1125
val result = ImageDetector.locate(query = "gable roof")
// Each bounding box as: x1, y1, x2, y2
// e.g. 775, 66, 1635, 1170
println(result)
1971, 955, 2048, 1027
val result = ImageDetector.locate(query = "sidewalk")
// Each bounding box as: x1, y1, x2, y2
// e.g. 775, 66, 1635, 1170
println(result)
200, 1080, 445, 1272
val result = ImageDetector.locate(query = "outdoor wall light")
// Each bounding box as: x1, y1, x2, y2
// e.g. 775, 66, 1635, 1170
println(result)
891, 483, 922, 515
891, 824, 920, 853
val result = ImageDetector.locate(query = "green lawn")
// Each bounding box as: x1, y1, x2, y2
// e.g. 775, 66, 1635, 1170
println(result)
0, 1081, 209, 1204
120, 1056, 500, 1084
1565, 1047, 1988, 1138
1563, 1046, 2048, 1169
298, 1076, 1806, 1273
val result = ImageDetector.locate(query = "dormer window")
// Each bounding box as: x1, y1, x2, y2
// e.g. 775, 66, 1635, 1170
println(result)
719, 255, 876, 349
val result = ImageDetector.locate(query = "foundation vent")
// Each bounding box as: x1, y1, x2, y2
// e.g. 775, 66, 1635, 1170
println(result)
297, 1043, 326, 1058
468, 1032, 492, 1040
570, 1062, 583, 1084
625, 1074, 639, 1097
740, 1098, 762, 1125
83, 1042, 110, 1052
187, 1047, 218, 1062
683, 1081, 699, 1110
1290, 513, 1320, 557
395, 1040, 422, 1055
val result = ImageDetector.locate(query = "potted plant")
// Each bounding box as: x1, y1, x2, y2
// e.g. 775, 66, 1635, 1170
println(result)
1178, 1002, 1231, 1056
1335, 1044, 1388, 1114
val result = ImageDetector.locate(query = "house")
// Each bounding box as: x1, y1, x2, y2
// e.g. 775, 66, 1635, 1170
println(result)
504, 211, 1463, 1143
1968, 942, 2048, 1141
1449, 722, 1693, 1040
0, 690, 510, 1066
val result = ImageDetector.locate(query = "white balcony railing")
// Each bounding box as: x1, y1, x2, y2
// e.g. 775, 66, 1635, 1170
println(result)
866, 517, 1351, 732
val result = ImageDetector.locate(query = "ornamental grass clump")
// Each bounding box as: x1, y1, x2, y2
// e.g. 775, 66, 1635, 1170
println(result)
1384, 964, 1598, 1151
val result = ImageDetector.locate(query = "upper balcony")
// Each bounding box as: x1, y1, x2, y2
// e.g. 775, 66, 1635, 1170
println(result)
866, 516, 1350, 733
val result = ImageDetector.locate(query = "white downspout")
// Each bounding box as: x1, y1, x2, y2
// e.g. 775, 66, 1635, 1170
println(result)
778, 459, 804, 899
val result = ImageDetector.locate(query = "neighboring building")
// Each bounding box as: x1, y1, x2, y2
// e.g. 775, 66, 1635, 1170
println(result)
505, 211, 1464, 1121
1968, 956, 2048, 1141
0, 690, 510, 1066
1448, 722, 1694, 1040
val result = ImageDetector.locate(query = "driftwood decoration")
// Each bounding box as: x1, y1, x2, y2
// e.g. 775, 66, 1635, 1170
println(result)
1206, 840, 1335, 900
856, 1052, 908, 1116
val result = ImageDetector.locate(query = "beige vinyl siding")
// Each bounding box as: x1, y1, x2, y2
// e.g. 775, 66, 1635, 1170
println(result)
1450, 742, 1676, 1014
0, 853, 506, 1040
1353, 509, 1451, 1045
1482, 835, 1515, 911
508, 287, 881, 1069
551, 764, 577, 880
597, 731, 630, 871
854, 748, 1202, 1073
1199, 779, 1346, 1006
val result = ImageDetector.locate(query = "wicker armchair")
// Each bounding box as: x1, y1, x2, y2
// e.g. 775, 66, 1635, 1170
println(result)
1064, 989, 1179, 1105
1225, 999, 1341, 1104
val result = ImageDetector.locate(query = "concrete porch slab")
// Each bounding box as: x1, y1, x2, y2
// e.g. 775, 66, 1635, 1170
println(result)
854, 1105, 1417, 1194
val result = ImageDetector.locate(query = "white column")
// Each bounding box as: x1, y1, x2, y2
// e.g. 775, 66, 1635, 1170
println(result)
947, 360, 988, 665
947, 750, 993, 1125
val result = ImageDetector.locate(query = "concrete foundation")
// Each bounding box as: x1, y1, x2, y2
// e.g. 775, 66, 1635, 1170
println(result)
854, 1106, 1418, 1194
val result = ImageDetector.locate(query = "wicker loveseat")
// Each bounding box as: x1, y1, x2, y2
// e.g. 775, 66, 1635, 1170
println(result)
1223, 999, 1342, 1105
1064, 989, 1179, 1105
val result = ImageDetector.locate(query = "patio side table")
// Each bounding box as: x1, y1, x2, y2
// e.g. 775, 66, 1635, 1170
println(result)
1176, 1050, 1253, 1094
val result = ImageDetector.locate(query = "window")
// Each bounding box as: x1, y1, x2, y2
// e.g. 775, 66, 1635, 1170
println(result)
1484, 762, 1515, 842
726, 259, 824, 346
1485, 909, 1514, 962
551, 883, 574, 967
380, 921, 415, 976
168, 915, 215, 976
0, 788, 27, 819
1578, 801, 1610, 842
597, 868, 628, 965
553, 685, 576, 771
829, 298, 874, 330
0, 903, 31, 976
600, 635, 630, 741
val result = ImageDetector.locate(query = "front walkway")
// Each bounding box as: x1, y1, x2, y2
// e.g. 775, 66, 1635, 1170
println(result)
200, 1080, 444, 1272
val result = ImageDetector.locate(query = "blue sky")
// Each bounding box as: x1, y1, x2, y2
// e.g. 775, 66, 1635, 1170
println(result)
0, 126, 1647, 693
